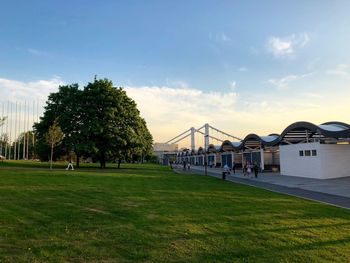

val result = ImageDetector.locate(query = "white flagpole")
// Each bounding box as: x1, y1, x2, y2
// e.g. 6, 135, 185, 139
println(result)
26, 101, 30, 160
17, 102, 21, 160
9, 102, 12, 160
5, 101, 9, 159
14, 101, 17, 160
23, 101, 26, 160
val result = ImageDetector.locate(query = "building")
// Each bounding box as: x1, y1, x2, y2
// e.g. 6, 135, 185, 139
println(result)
153, 143, 179, 165
174, 121, 350, 179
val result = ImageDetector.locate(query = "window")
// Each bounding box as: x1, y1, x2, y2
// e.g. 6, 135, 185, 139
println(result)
312, 150, 317, 156
299, 150, 304, 156
305, 150, 311, 156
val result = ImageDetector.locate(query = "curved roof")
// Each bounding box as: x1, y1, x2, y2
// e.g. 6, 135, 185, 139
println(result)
197, 147, 205, 155
219, 121, 350, 151
207, 144, 221, 153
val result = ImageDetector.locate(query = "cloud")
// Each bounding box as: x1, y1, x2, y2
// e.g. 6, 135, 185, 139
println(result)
0, 77, 64, 141
125, 86, 240, 143
209, 32, 233, 44
267, 33, 309, 58
124, 83, 335, 145
238, 67, 247, 72
267, 72, 314, 90
165, 79, 189, 88
0, 76, 63, 105
326, 64, 350, 78
27, 48, 52, 58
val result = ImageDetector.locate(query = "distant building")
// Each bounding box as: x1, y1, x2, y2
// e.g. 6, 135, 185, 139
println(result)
153, 143, 178, 165
174, 121, 350, 179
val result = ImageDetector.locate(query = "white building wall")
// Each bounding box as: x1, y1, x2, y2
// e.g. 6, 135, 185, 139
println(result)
321, 144, 350, 179
280, 142, 350, 179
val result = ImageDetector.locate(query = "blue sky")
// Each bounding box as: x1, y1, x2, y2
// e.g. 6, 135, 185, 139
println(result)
1, 1, 350, 143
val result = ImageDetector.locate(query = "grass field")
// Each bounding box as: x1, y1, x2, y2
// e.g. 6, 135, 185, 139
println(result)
0, 161, 350, 262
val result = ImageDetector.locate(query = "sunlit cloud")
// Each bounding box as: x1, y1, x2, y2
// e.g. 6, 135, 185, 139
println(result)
125, 81, 349, 145
1, 76, 349, 147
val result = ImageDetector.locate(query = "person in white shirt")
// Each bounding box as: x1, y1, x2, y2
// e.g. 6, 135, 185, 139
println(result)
66, 158, 74, 170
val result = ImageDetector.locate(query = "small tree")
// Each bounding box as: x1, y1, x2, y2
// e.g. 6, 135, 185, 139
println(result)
45, 120, 64, 170
0, 117, 6, 127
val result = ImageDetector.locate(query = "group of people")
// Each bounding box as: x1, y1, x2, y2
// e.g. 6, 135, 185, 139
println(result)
177, 159, 260, 179
222, 161, 259, 178
243, 161, 259, 178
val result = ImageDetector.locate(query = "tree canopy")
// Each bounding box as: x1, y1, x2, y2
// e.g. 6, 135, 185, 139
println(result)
45, 120, 64, 170
34, 78, 153, 168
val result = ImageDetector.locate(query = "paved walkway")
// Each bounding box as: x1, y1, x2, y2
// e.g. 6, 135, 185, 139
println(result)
173, 165, 350, 209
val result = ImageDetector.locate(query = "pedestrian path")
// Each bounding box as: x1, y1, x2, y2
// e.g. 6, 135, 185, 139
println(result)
173, 165, 350, 209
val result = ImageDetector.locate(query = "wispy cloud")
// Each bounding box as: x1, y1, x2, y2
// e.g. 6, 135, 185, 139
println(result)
165, 79, 189, 88
238, 67, 247, 72
209, 32, 233, 44
267, 33, 309, 58
326, 64, 350, 78
267, 72, 314, 90
27, 48, 52, 58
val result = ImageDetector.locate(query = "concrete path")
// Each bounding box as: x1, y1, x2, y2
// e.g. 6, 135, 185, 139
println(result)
173, 165, 350, 209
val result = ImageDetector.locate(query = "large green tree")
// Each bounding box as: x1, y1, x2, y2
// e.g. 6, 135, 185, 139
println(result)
82, 79, 153, 168
35, 78, 153, 168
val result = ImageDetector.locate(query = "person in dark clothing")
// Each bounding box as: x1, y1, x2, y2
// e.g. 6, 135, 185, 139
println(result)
183, 161, 187, 170
232, 162, 236, 174
253, 162, 259, 178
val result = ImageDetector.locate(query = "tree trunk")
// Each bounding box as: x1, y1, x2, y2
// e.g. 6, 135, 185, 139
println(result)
50, 143, 53, 170
100, 152, 106, 169
117, 159, 121, 169
76, 153, 80, 168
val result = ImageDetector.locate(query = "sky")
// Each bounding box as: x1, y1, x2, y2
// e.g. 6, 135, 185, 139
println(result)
1, 1, 350, 146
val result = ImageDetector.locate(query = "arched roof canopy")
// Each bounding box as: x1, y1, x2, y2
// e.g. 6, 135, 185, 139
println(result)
220, 140, 237, 152
197, 147, 205, 155
239, 134, 280, 150
279, 121, 350, 144
207, 144, 221, 153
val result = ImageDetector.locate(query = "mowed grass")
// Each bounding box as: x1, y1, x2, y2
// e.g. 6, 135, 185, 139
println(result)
0, 162, 350, 262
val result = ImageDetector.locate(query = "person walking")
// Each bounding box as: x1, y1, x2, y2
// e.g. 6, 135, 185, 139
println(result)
223, 164, 230, 180
232, 162, 236, 174
246, 161, 252, 177
253, 162, 259, 178
66, 157, 74, 170
183, 160, 187, 170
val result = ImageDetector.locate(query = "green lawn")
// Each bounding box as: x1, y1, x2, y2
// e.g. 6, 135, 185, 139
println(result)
0, 161, 350, 262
